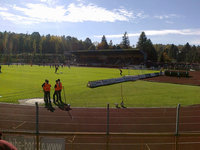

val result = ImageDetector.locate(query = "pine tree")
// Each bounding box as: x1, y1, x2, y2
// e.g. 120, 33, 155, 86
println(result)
136, 32, 157, 62
97, 35, 109, 49
136, 32, 147, 50
109, 40, 113, 49
121, 32, 130, 49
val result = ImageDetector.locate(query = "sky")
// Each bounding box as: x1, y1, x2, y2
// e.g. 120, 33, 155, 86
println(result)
0, 0, 200, 46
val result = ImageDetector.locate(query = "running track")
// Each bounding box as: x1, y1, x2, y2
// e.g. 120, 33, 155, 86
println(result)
1, 103, 200, 150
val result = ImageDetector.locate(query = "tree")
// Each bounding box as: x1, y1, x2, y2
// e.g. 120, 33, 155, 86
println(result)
121, 32, 130, 49
168, 44, 178, 61
136, 32, 157, 62
136, 32, 147, 50
178, 42, 191, 62
31, 32, 41, 53
159, 52, 170, 62
109, 40, 113, 49
3, 31, 8, 54
84, 38, 93, 50
97, 35, 109, 49
39, 38, 43, 55
88, 44, 96, 50
33, 39, 36, 55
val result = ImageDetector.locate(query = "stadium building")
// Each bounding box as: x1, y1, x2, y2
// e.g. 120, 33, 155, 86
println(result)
66, 49, 145, 67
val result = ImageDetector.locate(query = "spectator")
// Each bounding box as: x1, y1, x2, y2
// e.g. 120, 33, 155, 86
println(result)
57, 79, 63, 103
42, 79, 51, 108
53, 80, 59, 103
0, 132, 17, 150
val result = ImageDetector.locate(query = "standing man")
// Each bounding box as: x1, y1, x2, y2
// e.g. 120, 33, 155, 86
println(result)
53, 80, 59, 103
57, 79, 62, 103
55, 65, 59, 73
119, 68, 123, 76
42, 80, 51, 108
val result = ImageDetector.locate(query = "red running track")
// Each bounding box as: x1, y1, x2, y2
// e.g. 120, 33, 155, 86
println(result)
1, 103, 200, 133
1, 103, 200, 150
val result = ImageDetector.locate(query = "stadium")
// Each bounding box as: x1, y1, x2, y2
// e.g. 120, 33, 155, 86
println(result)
1, 47, 200, 150
0, 1, 200, 149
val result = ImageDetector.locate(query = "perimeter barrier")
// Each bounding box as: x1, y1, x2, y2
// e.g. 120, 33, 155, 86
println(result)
2, 103, 200, 150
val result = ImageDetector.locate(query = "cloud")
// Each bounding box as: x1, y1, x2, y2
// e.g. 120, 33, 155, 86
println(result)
0, 7, 8, 11
154, 14, 180, 20
145, 29, 200, 36
0, 11, 40, 24
94, 29, 200, 38
40, 0, 59, 6
190, 40, 200, 45
12, 3, 67, 23
0, 2, 142, 24
64, 3, 132, 22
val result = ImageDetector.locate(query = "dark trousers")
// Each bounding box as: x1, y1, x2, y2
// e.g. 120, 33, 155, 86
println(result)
44, 91, 51, 106
58, 90, 62, 102
53, 91, 58, 103
53, 90, 62, 103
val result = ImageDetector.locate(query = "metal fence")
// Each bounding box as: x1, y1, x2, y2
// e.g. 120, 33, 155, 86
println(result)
2, 131, 200, 150
2, 103, 200, 150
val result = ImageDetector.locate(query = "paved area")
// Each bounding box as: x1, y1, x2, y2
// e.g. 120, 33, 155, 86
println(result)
18, 98, 44, 105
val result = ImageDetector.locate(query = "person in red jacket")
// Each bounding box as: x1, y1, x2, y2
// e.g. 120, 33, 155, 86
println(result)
42, 79, 51, 107
0, 132, 17, 150
53, 80, 59, 103
57, 79, 62, 103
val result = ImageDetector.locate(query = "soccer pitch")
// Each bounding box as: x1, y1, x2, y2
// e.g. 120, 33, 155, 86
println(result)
0, 65, 200, 107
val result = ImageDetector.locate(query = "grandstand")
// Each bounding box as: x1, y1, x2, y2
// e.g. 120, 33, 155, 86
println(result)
66, 49, 145, 67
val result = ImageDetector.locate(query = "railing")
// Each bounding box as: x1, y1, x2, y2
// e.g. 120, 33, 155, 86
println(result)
2, 103, 200, 150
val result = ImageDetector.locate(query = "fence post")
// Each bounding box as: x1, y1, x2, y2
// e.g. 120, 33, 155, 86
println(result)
176, 104, 180, 136
106, 104, 110, 135
175, 104, 181, 150
106, 104, 110, 150
35, 102, 39, 150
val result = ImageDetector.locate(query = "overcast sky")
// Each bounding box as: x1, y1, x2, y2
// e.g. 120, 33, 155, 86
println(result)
0, 0, 200, 46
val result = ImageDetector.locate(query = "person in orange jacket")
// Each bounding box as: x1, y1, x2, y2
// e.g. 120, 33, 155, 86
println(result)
0, 132, 17, 150
57, 79, 62, 103
53, 80, 59, 103
42, 79, 51, 107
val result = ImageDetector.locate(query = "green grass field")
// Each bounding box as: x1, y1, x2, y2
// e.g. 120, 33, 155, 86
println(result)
0, 65, 200, 107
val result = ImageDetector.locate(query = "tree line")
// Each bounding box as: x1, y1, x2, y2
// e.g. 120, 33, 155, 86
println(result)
0, 31, 200, 63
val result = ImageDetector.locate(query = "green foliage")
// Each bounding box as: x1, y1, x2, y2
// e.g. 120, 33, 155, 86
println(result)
84, 37, 94, 50
0, 31, 96, 55
137, 32, 157, 62
154, 43, 200, 63
1, 31, 200, 63
97, 35, 109, 49
121, 32, 130, 49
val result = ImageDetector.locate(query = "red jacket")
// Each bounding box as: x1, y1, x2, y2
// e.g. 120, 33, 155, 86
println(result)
55, 83, 60, 91
42, 83, 51, 92
58, 82, 62, 91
